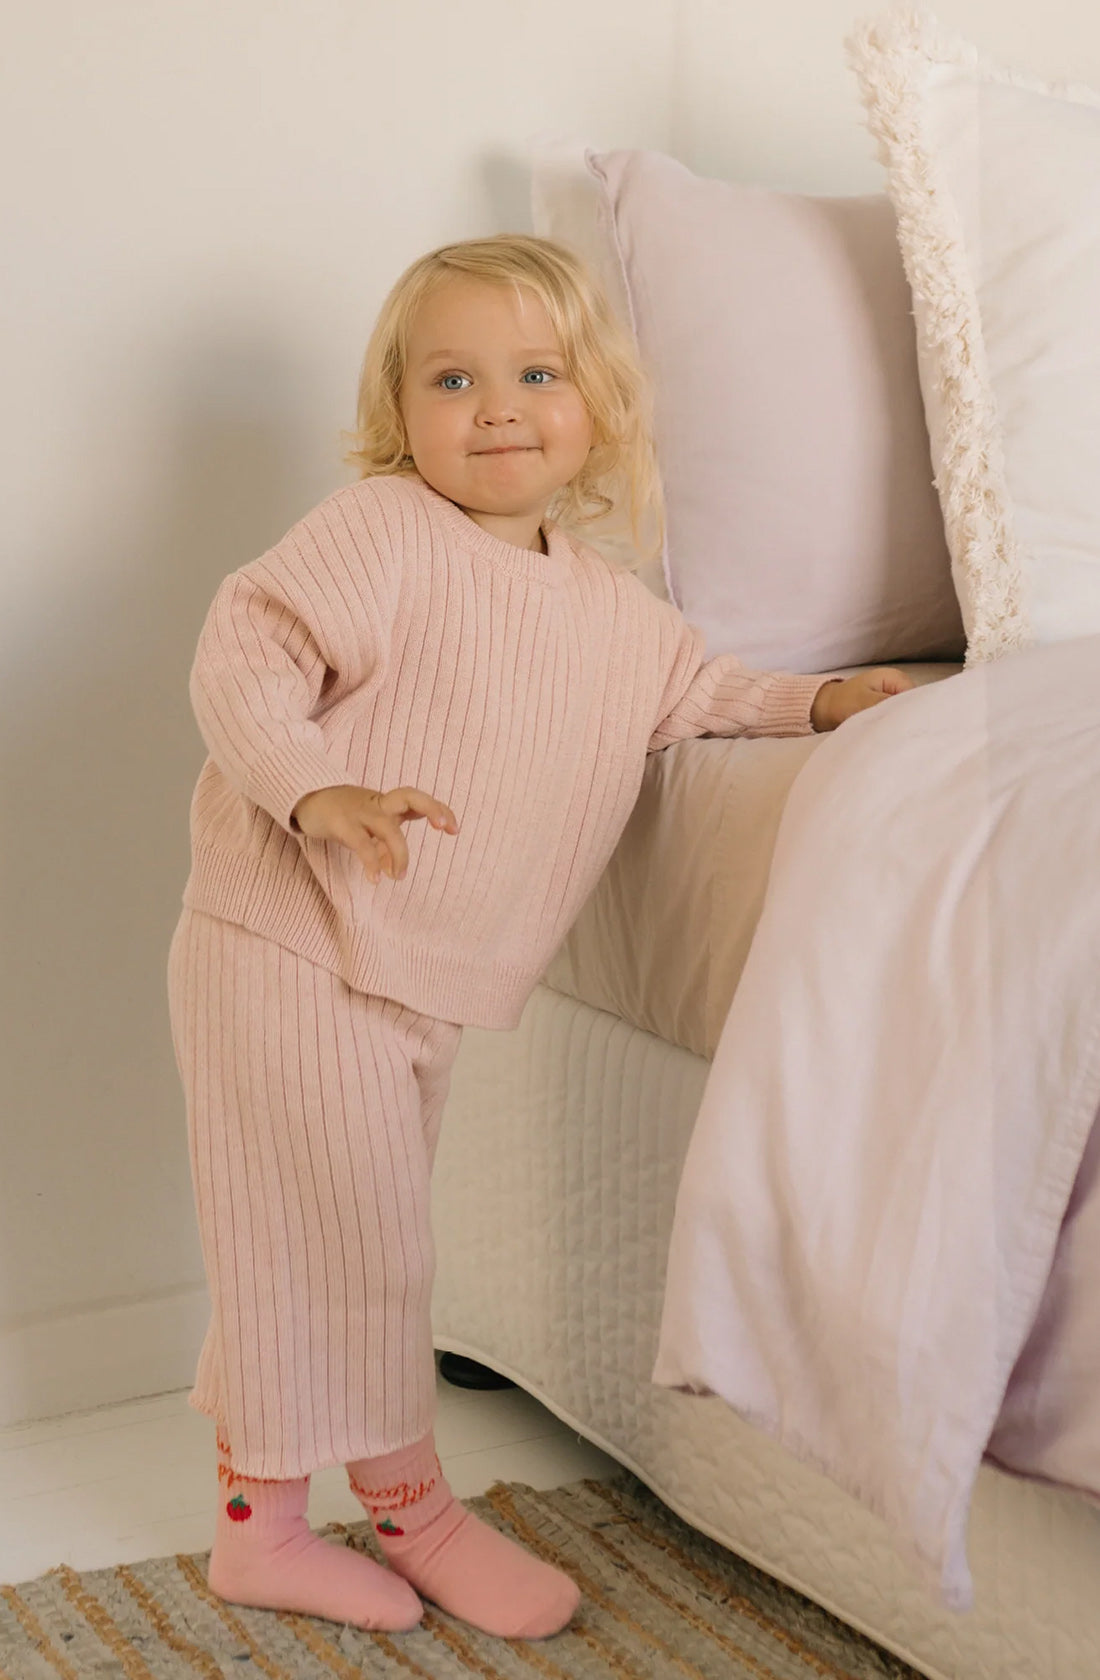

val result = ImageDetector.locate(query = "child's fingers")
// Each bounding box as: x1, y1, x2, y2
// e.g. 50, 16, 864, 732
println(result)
351, 832, 386, 883
429, 796, 458, 827
338, 820, 396, 883
874, 667, 915, 695
364, 818, 408, 880
385, 787, 459, 833
342, 790, 458, 882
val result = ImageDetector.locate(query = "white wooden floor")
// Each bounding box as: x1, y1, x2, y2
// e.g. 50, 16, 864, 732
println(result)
0, 1365, 619, 1588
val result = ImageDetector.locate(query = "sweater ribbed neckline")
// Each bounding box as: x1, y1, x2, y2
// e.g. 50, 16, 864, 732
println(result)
409, 473, 570, 587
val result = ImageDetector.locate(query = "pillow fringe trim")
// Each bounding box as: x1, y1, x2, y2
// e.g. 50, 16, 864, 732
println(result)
845, 7, 1045, 666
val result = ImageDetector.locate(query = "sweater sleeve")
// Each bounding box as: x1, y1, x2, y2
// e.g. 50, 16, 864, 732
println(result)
647, 609, 837, 753
188, 485, 396, 832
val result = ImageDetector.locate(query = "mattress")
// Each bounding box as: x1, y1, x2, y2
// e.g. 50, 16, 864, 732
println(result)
544, 661, 963, 1058
432, 975, 1100, 1680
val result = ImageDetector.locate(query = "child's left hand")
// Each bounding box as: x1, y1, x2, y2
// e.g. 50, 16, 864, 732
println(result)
810, 667, 916, 732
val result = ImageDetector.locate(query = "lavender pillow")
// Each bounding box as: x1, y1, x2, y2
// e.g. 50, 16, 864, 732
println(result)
534, 145, 965, 671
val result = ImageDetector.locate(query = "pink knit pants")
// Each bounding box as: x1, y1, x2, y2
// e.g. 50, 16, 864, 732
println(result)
166, 907, 463, 1481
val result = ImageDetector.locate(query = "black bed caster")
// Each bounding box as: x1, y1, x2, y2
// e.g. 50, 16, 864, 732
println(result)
438, 1351, 517, 1390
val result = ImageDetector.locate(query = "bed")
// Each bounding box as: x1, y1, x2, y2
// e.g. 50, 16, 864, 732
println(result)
430, 692, 1100, 1679
431, 98, 1100, 1677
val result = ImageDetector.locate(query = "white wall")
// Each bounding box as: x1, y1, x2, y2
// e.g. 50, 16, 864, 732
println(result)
669, 0, 1100, 191
3, 0, 1099, 1426
0, 0, 675, 1426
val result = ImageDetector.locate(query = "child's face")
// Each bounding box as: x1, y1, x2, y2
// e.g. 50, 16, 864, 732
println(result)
399, 277, 594, 524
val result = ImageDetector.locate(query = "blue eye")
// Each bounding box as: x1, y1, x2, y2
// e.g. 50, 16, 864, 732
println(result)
434, 368, 556, 391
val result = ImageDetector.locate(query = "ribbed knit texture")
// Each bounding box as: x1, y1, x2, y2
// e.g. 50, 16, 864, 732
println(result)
166, 906, 463, 1480
182, 471, 832, 1030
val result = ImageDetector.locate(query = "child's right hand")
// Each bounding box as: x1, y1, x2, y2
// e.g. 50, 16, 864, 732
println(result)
290, 785, 458, 883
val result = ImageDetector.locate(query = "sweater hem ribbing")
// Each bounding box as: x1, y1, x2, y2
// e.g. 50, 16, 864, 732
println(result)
182, 846, 535, 1031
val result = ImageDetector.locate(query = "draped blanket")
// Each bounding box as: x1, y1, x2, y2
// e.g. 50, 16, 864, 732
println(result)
653, 634, 1100, 1609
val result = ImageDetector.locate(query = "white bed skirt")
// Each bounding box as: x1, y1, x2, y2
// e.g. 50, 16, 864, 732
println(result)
431, 982, 1100, 1680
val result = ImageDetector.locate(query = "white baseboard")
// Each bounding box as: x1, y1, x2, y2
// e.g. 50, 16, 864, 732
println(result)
0, 1287, 210, 1428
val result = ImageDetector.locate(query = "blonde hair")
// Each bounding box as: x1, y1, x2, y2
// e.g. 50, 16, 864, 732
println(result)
340, 233, 665, 561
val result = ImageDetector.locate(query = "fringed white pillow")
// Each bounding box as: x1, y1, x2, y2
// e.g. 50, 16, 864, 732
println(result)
848, 10, 1100, 664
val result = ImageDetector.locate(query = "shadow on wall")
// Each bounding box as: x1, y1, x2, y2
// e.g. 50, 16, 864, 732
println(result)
0, 317, 327, 1411
481, 149, 535, 234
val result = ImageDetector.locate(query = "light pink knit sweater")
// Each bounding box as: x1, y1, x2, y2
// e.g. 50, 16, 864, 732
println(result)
183, 472, 831, 1029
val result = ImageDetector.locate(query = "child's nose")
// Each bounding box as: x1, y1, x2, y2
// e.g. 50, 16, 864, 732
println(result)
475, 385, 523, 424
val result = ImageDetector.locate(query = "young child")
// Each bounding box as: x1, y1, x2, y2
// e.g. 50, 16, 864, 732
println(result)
167, 233, 913, 1641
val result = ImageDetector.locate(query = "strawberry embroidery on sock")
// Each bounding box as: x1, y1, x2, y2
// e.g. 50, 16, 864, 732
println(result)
226, 1494, 252, 1522
376, 1518, 404, 1536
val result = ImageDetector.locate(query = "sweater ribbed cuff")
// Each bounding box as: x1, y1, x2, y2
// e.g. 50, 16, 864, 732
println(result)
760, 673, 842, 736
245, 742, 356, 833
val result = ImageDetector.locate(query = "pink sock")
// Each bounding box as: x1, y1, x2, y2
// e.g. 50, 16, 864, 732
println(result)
347, 1433, 580, 1639
208, 1435, 422, 1631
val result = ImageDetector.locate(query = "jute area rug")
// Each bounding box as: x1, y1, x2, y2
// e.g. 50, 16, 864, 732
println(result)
0, 1471, 923, 1679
